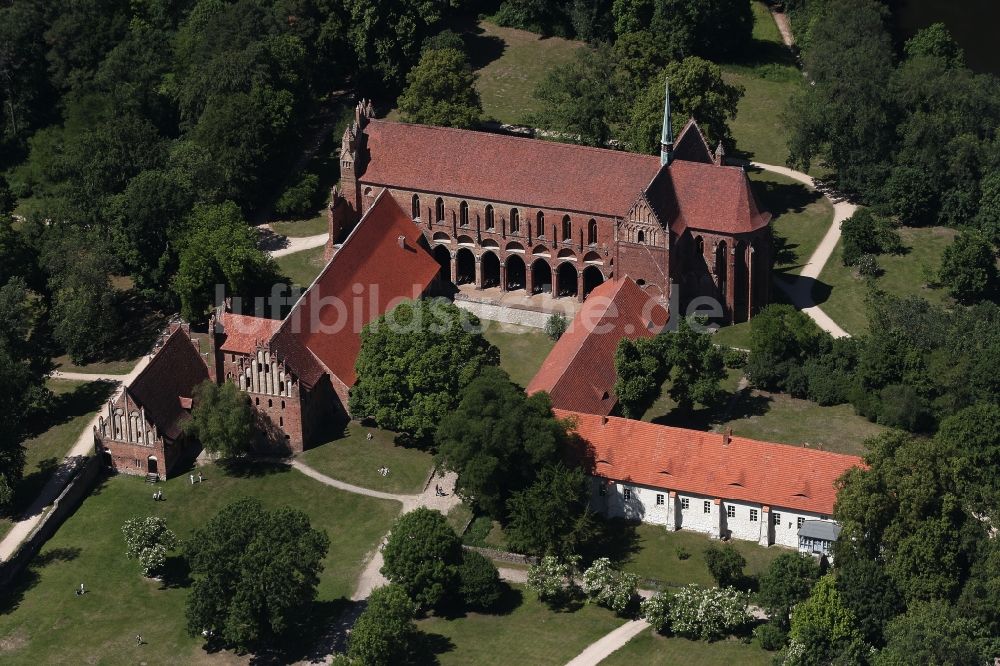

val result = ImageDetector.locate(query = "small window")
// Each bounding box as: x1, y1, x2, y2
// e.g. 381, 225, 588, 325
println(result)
703, 500, 711, 514
726, 505, 735, 519
281, 400, 285, 409
562, 215, 572, 241
588, 219, 597, 245
773, 512, 781, 526
656, 493, 664, 506
435, 197, 445, 222
681, 498, 690, 510
750, 509, 759, 522
268, 399, 272, 408
460, 201, 469, 227
536, 211, 545, 237
411, 194, 420, 219
255, 397, 259, 406
510, 208, 520, 234
485, 205, 495, 230
637, 230, 645, 244
279, 416, 283, 427
623, 487, 631, 501
598, 483, 607, 496
797, 517, 805, 529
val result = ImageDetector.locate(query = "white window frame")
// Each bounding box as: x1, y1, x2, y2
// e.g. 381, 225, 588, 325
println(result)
681, 497, 690, 510
750, 509, 759, 522
726, 505, 735, 519
703, 500, 711, 514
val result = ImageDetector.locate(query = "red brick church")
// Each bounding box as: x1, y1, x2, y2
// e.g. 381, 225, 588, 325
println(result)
331, 88, 772, 322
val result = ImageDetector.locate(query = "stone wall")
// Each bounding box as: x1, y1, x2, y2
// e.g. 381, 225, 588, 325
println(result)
453, 299, 551, 329
0, 455, 101, 590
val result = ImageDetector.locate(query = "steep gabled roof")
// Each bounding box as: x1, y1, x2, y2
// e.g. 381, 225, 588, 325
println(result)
126, 326, 211, 440
216, 312, 281, 354
560, 409, 863, 515
361, 119, 663, 218
672, 119, 714, 164
273, 190, 440, 386
665, 160, 772, 235
526, 278, 668, 416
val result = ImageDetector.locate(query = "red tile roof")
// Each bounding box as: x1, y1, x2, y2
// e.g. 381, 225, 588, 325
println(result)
217, 312, 281, 354
126, 327, 211, 440
526, 278, 668, 416
360, 119, 769, 235
668, 160, 771, 234
274, 190, 441, 386
361, 120, 662, 218
558, 409, 862, 515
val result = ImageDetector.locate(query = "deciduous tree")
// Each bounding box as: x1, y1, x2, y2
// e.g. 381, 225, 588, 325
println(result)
398, 48, 482, 129
381, 508, 462, 609
347, 584, 420, 666
122, 516, 178, 577
185, 381, 254, 458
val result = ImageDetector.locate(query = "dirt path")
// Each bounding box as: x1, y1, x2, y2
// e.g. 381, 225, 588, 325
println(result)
769, 6, 795, 47
753, 162, 854, 338
261, 230, 328, 258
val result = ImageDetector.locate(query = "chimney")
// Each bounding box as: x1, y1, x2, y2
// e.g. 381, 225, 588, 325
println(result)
601, 415, 609, 425
722, 427, 732, 446
397, 235, 406, 249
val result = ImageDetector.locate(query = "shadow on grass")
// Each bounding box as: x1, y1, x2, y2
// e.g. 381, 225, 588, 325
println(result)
23, 380, 117, 440
749, 175, 822, 217
216, 459, 290, 479
0, 546, 82, 616
580, 518, 641, 567
412, 630, 454, 665
158, 555, 191, 589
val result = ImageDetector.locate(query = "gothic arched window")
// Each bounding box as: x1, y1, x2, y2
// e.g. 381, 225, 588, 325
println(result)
460, 201, 469, 227
588, 219, 598, 245
510, 208, 520, 234
435, 198, 445, 223
485, 205, 495, 230
562, 216, 572, 241
536, 211, 545, 237
637, 230, 646, 244
411, 194, 420, 219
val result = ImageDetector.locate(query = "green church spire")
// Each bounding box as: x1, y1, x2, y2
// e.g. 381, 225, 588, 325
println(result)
660, 78, 673, 167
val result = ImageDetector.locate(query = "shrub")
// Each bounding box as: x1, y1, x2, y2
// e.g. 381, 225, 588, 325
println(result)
754, 621, 789, 650
704, 545, 747, 589
527, 554, 580, 607
669, 584, 752, 641
722, 347, 748, 369
841, 209, 900, 266
461, 515, 493, 546
676, 546, 691, 560
457, 551, 503, 611
274, 172, 321, 218
544, 313, 569, 340
640, 592, 671, 633
122, 517, 178, 577
582, 557, 639, 615
856, 253, 881, 277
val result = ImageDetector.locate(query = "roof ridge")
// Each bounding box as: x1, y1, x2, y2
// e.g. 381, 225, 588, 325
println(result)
131, 326, 207, 387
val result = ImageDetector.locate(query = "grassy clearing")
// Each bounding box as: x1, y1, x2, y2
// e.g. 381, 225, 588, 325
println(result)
643, 369, 882, 455
298, 421, 435, 494
269, 213, 327, 238
815, 226, 957, 335
722, 2, 802, 166
0, 462, 399, 663
750, 170, 833, 274
711, 322, 753, 349
623, 523, 785, 588
481, 321, 554, 388
605, 629, 774, 666
446, 502, 474, 537
462, 20, 583, 125
275, 245, 327, 288
416, 584, 624, 666
50, 355, 138, 376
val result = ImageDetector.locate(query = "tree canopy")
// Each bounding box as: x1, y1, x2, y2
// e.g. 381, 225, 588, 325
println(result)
185, 381, 254, 459
398, 47, 482, 129
185, 497, 329, 651
350, 299, 500, 444
380, 508, 463, 609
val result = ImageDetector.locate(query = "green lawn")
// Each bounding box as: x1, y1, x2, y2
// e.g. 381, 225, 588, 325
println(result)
481, 321, 555, 388
0, 462, 399, 663
276, 245, 327, 288
464, 20, 583, 125
711, 322, 753, 349
416, 584, 625, 665
605, 630, 774, 666
269, 213, 327, 238
750, 170, 833, 274
815, 226, 957, 335
50, 355, 138, 376
298, 421, 435, 494
643, 370, 883, 455
623, 523, 784, 589
721, 2, 802, 166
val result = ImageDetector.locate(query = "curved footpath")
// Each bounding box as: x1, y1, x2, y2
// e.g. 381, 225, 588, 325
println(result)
753, 162, 854, 338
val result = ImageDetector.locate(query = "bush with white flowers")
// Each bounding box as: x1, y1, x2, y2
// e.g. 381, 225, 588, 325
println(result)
640, 591, 672, 633
668, 584, 751, 640
582, 557, 639, 615
122, 516, 178, 577
527, 554, 580, 606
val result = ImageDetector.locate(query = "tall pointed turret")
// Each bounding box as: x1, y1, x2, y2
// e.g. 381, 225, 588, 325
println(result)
660, 78, 674, 167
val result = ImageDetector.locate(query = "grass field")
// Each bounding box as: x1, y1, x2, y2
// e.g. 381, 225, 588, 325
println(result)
750, 170, 833, 274
642, 369, 745, 425
276, 245, 327, 288
298, 421, 435, 494
416, 584, 624, 665
481, 321, 554, 387
815, 226, 957, 335
50, 355, 138, 376
711, 322, 753, 349
463, 21, 583, 125
622, 523, 784, 588
0, 462, 399, 664
722, 2, 802, 166
605, 630, 774, 666
269, 213, 327, 238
